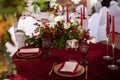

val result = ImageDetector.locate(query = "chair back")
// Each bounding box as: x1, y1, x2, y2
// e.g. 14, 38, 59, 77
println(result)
88, 13, 101, 42
17, 16, 38, 37
109, 3, 120, 33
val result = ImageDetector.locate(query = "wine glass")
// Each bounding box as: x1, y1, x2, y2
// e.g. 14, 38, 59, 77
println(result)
103, 36, 112, 60
108, 43, 119, 70
79, 44, 89, 65
42, 38, 51, 58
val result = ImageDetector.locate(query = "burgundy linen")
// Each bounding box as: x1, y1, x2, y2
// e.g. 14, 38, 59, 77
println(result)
12, 43, 120, 80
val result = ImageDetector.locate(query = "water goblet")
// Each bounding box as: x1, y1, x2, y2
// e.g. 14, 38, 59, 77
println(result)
79, 44, 89, 65
42, 38, 51, 58
103, 36, 112, 60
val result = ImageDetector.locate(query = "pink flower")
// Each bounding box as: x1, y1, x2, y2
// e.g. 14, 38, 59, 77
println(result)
36, 35, 41, 39
44, 24, 49, 29
55, 24, 58, 28
43, 33, 50, 38
52, 30, 55, 35
72, 29, 77, 33
58, 30, 63, 35
51, 30, 56, 39
52, 35, 56, 39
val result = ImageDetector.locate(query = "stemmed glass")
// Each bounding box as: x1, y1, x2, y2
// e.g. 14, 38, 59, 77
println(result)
42, 38, 51, 58
108, 43, 119, 70
103, 36, 112, 60
79, 44, 89, 65
116, 58, 120, 64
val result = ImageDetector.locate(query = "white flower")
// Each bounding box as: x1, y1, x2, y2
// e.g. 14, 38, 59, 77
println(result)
54, 4, 59, 9
64, 23, 70, 29
54, 16, 63, 22
87, 37, 97, 44
49, 22, 56, 28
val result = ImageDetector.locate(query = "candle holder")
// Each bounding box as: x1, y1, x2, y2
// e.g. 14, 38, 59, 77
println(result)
108, 43, 119, 70
103, 36, 112, 60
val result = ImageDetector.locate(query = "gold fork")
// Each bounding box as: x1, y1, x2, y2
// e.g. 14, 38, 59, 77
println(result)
49, 62, 57, 75
85, 65, 88, 79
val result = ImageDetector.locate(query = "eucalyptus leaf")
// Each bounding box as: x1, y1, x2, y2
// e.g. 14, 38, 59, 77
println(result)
13, 70, 17, 75
11, 64, 16, 69
17, 5, 24, 14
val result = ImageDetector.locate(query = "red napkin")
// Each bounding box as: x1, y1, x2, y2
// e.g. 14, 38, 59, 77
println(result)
58, 61, 79, 75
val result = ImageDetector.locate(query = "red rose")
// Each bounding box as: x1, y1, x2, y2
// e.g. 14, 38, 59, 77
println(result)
44, 24, 49, 29
43, 33, 50, 38
58, 30, 62, 35
72, 29, 77, 33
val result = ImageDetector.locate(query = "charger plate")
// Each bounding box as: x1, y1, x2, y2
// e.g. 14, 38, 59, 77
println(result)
16, 48, 42, 58
53, 63, 85, 77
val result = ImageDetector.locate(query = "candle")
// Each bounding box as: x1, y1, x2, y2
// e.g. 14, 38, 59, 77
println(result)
83, 5, 85, 19
66, 0, 69, 22
106, 11, 109, 35
112, 16, 115, 43
80, 7, 83, 26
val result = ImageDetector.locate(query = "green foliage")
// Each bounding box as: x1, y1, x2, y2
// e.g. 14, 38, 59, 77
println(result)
0, 0, 46, 79
0, 0, 25, 15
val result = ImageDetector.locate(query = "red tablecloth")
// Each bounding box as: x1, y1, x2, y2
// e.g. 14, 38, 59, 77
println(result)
12, 43, 120, 80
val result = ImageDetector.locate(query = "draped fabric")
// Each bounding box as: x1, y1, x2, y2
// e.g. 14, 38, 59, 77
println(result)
97, 7, 108, 42
12, 43, 120, 80
93, 2, 102, 13
109, 1, 120, 33
88, 13, 101, 42
17, 16, 38, 37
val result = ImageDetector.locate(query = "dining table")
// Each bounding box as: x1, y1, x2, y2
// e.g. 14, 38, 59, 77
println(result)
12, 43, 120, 80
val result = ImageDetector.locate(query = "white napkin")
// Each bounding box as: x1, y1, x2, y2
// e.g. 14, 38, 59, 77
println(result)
19, 48, 39, 53
60, 61, 78, 72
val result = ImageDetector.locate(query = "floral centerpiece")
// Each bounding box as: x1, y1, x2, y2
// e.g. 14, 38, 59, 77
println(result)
26, 16, 90, 48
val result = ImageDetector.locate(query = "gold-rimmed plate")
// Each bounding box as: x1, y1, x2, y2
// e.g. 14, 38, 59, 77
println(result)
16, 48, 42, 58
53, 63, 85, 77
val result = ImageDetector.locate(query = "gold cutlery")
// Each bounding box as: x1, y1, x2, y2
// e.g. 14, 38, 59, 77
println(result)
49, 62, 57, 75
13, 59, 36, 61
85, 65, 88, 79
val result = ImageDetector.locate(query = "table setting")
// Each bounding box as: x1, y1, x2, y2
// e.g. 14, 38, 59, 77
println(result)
11, 41, 120, 80
11, 1, 120, 80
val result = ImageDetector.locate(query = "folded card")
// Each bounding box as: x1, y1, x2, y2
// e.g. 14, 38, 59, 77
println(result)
58, 61, 79, 75
18, 48, 39, 54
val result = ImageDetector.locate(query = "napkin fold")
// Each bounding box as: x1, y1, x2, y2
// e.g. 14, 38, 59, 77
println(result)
58, 61, 79, 75
17, 48, 40, 56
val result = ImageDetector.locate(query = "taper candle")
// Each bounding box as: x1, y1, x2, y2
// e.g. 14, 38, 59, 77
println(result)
106, 11, 109, 35
80, 7, 83, 26
66, 0, 69, 22
112, 16, 115, 43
